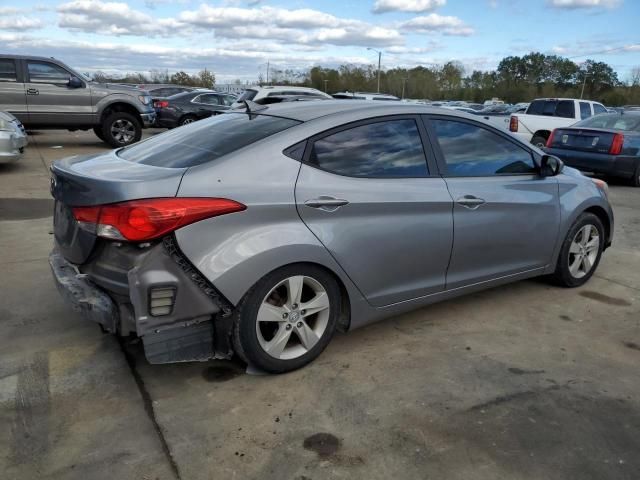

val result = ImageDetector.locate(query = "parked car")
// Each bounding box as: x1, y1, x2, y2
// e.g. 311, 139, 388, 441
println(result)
232, 86, 331, 108
154, 90, 236, 128
49, 101, 613, 373
0, 55, 155, 147
544, 111, 640, 187
332, 92, 400, 101
509, 98, 608, 148
137, 84, 196, 102
0, 110, 28, 163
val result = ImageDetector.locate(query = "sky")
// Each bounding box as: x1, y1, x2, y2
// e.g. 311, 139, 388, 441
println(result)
0, 0, 638, 83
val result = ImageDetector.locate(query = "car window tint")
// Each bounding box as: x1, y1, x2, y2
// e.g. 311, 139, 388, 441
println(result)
527, 100, 545, 115
0, 59, 17, 82
27, 61, 70, 84
556, 100, 575, 118
594, 104, 608, 115
236, 89, 257, 102
117, 113, 300, 168
309, 119, 428, 178
580, 102, 592, 120
194, 94, 218, 105
432, 119, 535, 177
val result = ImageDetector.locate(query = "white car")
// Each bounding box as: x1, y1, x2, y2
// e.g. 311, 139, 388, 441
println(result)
0, 111, 27, 163
232, 86, 331, 108
509, 98, 607, 147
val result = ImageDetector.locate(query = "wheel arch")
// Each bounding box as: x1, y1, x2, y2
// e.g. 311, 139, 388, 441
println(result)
583, 205, 612, 248
99, 101, 142, 125
532, 130, 551, 141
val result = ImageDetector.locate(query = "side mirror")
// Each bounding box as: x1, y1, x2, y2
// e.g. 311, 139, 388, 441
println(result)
68, 76, 83, 88
540, 154, 564, 177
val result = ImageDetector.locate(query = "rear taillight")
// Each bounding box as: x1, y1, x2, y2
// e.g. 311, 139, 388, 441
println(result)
154, 100, 169, 108
509, 116, 518, 132
609, 133, 624, 155
546, 130, 556, 148
73, 198, 246, 242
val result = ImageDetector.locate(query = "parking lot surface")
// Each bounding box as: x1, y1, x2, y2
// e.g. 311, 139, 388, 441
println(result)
1, 130, 639, 480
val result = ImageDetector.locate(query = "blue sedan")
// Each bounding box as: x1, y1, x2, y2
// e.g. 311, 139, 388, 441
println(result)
544, 112, 640, 187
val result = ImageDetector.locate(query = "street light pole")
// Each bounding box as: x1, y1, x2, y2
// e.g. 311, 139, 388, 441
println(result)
367, 47, 382, 93
323, 79, 328, 92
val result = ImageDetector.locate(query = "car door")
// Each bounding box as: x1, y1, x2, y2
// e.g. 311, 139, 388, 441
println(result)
295, 116, 454, 307
25, 60, 92, 126
424, 115, 560, 289
0, 58, 28, 123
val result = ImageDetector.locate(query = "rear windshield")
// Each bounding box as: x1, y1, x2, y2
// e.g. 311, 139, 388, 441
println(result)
527, 100, 575, 118
117, 113, 300, 168
573, 114, 640, 132
236, 89, 258, 102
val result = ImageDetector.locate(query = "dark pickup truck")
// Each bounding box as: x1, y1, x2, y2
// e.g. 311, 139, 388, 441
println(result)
0, 54, 156, 147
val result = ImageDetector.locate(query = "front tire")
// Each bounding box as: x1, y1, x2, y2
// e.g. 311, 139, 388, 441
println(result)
101, 111, 142, 148
551, 213, 604, 287
531, 134, 547, 149
232, 265, 341, 373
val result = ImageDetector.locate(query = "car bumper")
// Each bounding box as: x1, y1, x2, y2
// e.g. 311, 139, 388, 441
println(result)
0, 128, 28, 163
140, 112, 156, 128
508, 131, 533, 144
544, 147, 637, 178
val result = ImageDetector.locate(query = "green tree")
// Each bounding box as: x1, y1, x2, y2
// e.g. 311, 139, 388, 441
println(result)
198, 68, 216, 88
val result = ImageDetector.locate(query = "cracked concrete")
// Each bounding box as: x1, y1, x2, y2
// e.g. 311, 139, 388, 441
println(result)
1, 129, 639, 480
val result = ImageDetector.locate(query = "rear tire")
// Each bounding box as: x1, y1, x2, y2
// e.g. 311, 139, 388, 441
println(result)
232, 264, 341, 373
179, 115, 197, 127
531, 134, 547, 149
101, 111, 142, 148
551, 213, 604, 288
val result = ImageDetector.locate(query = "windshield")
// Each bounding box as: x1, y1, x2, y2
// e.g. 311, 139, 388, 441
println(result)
117, 113, 301, 168
236, 89, 258, 102
573, 114, 640, 132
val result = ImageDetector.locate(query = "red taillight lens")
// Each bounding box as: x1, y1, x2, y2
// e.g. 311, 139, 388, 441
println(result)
546, 130, 556, 148
73, 198, 246, 242
154, 100, 169, 108
609, 133, 624, 155
509, 116, 518, 132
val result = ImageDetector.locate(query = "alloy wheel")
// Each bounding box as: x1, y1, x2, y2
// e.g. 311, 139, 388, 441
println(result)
256, 275, 330, 360
110, 119, 136, 144
568, 224, 600, 279
181, 118, 195, 125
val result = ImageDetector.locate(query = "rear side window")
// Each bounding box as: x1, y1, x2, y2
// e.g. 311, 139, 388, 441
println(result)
594, 104, 608, 115
27, 61, 70, 84
236, 89, 257, 102
118, 114, 300, 168
432, 119, 535, 176
309, 119, 429, 178
0, 59, 17, 82
580, 102, 592, 120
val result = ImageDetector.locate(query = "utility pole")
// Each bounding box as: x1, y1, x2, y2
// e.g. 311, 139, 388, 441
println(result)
266, 60, 270, 85
323, 79, 328, 92
401, 77, 409, 100
367, 47, 382, 93
580, 73, 591, 99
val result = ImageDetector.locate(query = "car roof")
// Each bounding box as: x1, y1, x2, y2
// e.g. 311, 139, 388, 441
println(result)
238, 99, 473, 122
0, 54, 64, 62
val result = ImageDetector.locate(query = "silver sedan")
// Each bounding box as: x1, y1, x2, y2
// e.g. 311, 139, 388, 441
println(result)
49, 101, 614, 372
0, 111, 27, 163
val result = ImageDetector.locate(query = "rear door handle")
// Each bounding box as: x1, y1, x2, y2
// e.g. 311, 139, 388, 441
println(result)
304, 196, 349, 211
456, 195, 486, 210
27, 88, 39, 95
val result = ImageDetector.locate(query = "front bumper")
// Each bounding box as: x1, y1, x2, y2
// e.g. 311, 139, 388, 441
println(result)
140, 112, 156, 128
0, 128, 28, 163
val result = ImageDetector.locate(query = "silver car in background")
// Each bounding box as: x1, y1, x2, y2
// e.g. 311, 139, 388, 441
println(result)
49, 101, 614, 373
0, 111, 27, 163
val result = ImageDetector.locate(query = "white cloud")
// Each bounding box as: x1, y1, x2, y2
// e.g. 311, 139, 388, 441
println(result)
547, 0, 621, 9
0, 16, 44, 31
372, 0, 446, 14
400, 13, 474, 36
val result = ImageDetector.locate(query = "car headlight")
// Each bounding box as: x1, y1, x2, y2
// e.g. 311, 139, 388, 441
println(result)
591, 178, 609, 199
0, 119, 12, 131
138, 95, 152, 105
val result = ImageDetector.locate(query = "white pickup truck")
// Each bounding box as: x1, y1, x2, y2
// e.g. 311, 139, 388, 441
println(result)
509, 98, 608, 147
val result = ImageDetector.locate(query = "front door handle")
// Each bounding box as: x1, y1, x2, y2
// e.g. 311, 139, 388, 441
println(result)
456, 195, 486, 210
27, 88, 39, 95
304, 196, 349, 211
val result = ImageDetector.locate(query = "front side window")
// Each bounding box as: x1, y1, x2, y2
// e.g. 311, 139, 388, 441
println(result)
594, 103, 608, 115
117, 113, 300, 168
309, 119, 429, 178
27, 61, 70, 84
236, 89, 257, 102
431, 119, 536, 177
0, 59, 17, 82
580, 102, 592, 120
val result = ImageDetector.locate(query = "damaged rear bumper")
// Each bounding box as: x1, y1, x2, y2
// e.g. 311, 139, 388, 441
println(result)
49, 236, 236, 364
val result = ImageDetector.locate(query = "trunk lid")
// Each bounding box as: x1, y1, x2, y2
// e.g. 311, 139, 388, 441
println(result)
547, 128, 618, 154
51, 151, 186, 264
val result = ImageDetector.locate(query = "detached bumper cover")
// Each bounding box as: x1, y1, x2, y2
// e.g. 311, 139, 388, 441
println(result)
0, 128, 28, 163
49, 249, 119, 332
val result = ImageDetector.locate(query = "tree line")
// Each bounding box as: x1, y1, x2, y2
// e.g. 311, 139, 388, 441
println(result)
89, 52, 640, 106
